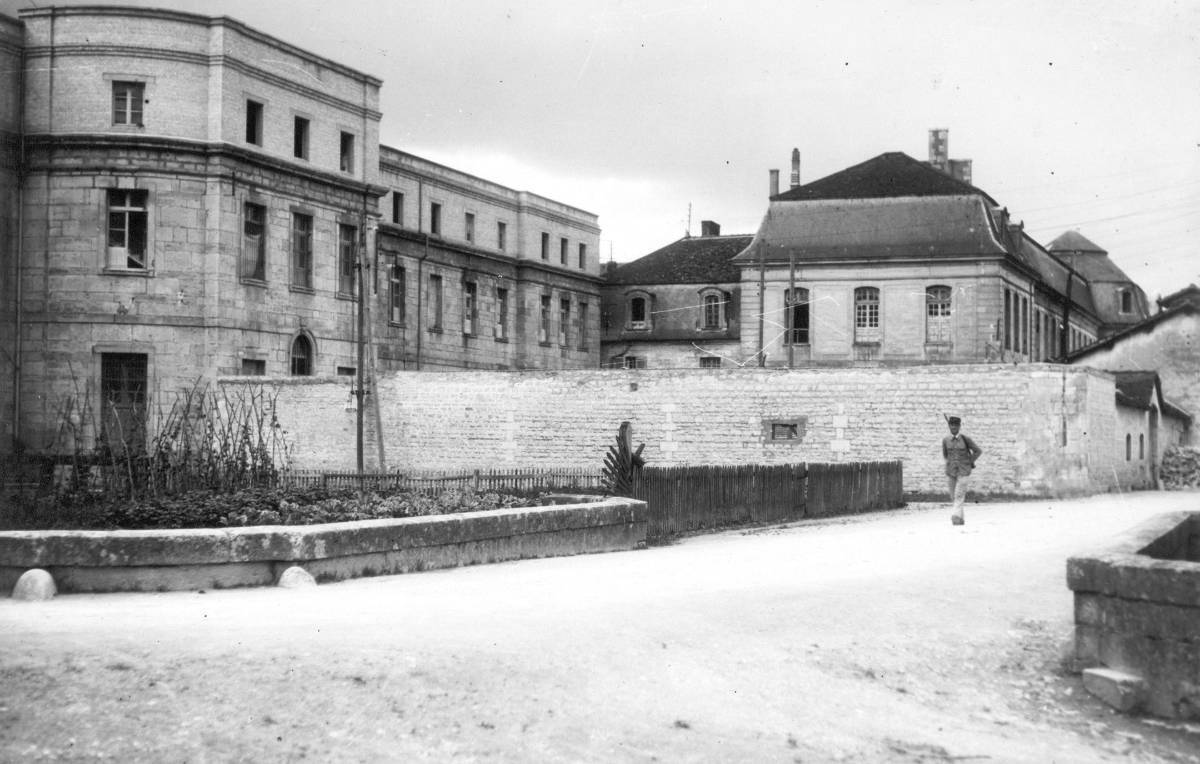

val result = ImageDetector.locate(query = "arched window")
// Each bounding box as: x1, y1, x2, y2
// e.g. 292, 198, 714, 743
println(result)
854, 286, 880, 343
785, 287, 810, 344
1139, 433, 1145, 460
626, 291, 653, 330
290, 334, 313, 376
926, 285, 951, 344
1125, 433, 1132, 461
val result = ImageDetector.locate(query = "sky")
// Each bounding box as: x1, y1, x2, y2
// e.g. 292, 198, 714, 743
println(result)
3, 0, 1198, 301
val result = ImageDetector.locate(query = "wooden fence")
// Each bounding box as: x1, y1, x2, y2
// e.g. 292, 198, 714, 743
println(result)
633, 461, 904, 541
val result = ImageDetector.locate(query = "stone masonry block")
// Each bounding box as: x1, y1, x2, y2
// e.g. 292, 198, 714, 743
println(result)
1082, 667, 1146, 713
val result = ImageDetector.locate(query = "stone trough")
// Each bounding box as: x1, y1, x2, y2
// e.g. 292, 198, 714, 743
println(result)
1, 495, 647, 596
1067, 510, 1200, 719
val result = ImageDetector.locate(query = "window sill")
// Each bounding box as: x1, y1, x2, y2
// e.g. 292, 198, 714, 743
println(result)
539, 341, 552, 348
240, 277, 267, 288
289, 284, 315, 295
335, 292, 358, 302
428, 327, 444, 334
853, 341, 881, 347
102, 267, 153, 277
494, 336, 509, 344
388, 321, 406, 329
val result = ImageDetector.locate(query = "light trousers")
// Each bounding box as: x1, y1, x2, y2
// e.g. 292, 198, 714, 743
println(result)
948, 473, 970, 518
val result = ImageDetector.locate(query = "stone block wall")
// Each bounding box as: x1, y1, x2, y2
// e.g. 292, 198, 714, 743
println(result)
235, 363, 1122, 496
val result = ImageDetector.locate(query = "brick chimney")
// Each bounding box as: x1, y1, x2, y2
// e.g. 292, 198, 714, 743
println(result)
790, 148, 801, 188
928, 128, 949, 173
700, 220, 721, 237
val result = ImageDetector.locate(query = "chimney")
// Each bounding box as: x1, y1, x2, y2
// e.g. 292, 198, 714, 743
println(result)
928, 128, 948, 173
790, 148, 801, 188
948, 158, 973, 185
769, 169, 780, 197
700, 220, 720, 237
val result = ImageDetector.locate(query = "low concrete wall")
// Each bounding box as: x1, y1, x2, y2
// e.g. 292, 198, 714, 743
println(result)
1, 496, 647, 594
1067, 511, 1200, 719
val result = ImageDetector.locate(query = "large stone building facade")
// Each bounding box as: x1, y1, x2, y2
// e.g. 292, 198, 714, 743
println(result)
0, 6, 600, 454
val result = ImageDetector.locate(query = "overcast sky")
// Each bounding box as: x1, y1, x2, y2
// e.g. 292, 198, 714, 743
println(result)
4, 0, 1198, 300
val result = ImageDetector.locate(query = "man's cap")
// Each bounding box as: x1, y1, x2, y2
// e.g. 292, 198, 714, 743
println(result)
948, 416, 961, 426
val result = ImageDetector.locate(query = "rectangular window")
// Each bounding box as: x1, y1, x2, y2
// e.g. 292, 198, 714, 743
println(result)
540, 295, 551, 343
786, 289, 809, 343
246, 100, 264, 145
106, 189, 148, 269
541, 232, 549, 260
389, 264, 405, 324
1020, 296, 1029, 355
430, 202, 442, 235
392, 193, 404, 225
699, 356, 721, 368
240, 359, 266, 376
339, 132, 355, 173
337, 366, 356, 377
578, 302, 588, 349
495, 288, 509, 340
465, 212, 475, 243
559, 298, 570, 346
241, 202, 266, 281
560, 237, 568, 265
854, 286, 880, 343
925, 285, 952, 344
464, 281, 477, 335
578, 243, 587, 269
429, 274, 444, 330
497, 221, 507, 251
101, 352, 148, 454
338, 223, 357, 296
112, 81, 144, 126
291, 212, 313, 288
766, 418, 807, 442
293, 116, 309, 159
623, 355, 645, 370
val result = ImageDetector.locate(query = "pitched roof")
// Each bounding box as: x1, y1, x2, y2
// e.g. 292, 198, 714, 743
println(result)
607, 234, 752, 285
1069, 302, 1200, 360
771, 152, 996, 204
1110, 370, 1192, 422
1047, 229, 1107, 255
1160, 283, 1200, 310
731, 195, 1007, 264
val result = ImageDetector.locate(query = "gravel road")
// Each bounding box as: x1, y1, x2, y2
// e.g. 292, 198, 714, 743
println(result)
3, 493, 1200, 762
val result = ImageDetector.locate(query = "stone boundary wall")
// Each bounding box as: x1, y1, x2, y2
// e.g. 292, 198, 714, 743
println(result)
1067, 512, 1200, 719
1, 497, 646, 594
234, 364, 1120, 497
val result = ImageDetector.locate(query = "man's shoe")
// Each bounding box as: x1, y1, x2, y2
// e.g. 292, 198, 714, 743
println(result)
951, 515, 964, 526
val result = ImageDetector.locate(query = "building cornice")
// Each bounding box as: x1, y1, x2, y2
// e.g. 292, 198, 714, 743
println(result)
18, 5, 382, 86
23, 133, 388, 198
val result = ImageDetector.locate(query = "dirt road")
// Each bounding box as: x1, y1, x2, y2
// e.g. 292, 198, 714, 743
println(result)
3, 493, 1200, 762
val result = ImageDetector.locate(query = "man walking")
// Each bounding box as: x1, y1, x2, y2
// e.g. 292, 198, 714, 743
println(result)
943, 416, 983, 525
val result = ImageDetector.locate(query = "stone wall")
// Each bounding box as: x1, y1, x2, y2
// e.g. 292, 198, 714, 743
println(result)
234, 364, 1124, 497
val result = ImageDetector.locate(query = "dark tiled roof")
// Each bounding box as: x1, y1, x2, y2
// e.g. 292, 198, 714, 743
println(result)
607, 234, 752, 285
771, 152, 996, 204
1160, 283, 1200, 310
731, 195, 1007, 264
1047, 230, 1106, 255
1112, 370, 1158, 409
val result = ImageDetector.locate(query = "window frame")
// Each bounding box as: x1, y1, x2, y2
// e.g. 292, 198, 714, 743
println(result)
559, 297, 571, 346
699, 356, 721, 369
626, 290, 653, 331
925, 285, 952, 345
388, 263, 406, 326
105, 188, 150, 272
784, 287, 810, 344
497, 221, 507, 252
463, 280, 478, 336
539, 295, 552, 344
541, 232, 549, 260
339, 131, 356, 173
465, 212, 475, 244
495, 287, 509, 341
290, 334, 314, 376
560, 237, 568, 265
337, 222, 357, 298
853, 286, 881, 343
578, 242, 587, 270
428, 273, 444, 331
391, 192, 404, 226
293, 115, 310, 159
245, 99, 264, 146
430, 202, 442, 236
577, 301, 589, 350
111, 81, 145, 127
290, 211, 314, 290
241, 201, 267, 284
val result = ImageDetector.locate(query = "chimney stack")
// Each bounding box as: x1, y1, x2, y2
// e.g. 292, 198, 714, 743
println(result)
700, 220, 720, 237
790, 148, 801, 188
928, 128, 949, 173
948, 158, 973, 185
769, 169, 780, 197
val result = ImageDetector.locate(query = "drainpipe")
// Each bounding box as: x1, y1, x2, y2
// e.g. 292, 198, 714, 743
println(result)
11, 41, 27, 451
415, 181, 427, 370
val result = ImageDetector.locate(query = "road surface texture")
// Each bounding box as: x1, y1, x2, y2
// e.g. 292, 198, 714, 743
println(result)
3, 493, 1200, 763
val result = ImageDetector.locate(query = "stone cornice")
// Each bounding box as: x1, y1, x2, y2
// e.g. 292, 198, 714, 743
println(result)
23, 133, 388, 198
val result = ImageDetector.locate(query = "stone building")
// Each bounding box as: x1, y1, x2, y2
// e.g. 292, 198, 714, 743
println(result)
736, 148, 1144, 366
600, 221, 749, 369
0, 6, 599, 454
